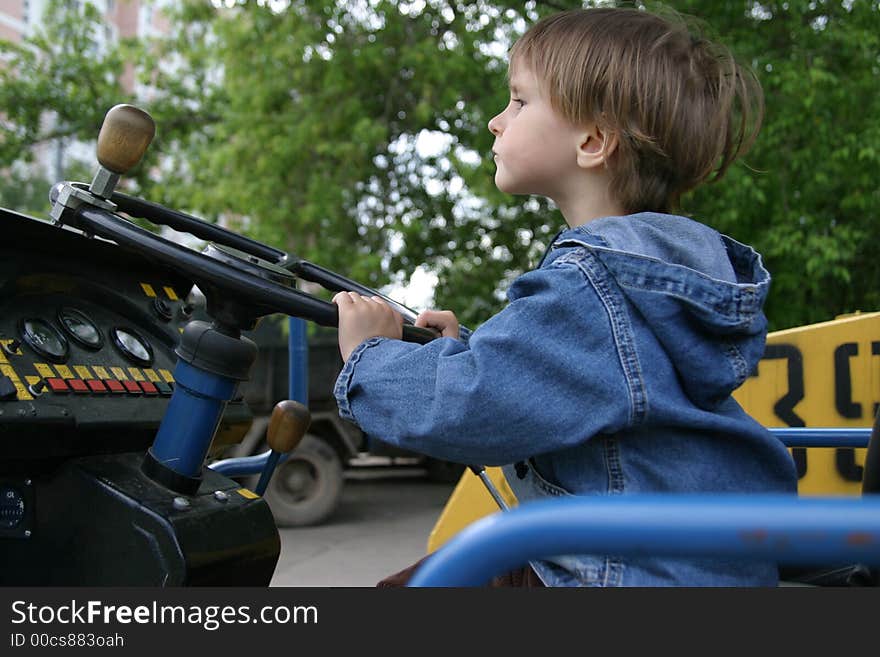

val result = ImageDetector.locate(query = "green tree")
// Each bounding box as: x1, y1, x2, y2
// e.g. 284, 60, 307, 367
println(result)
0, 0, 132, 168
672, 0, 880, 328
138, 0, 554, 323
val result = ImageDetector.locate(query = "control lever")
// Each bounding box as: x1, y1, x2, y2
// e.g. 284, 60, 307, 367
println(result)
91, 104, 156, 199
254, 400, 312, 496
468, 463, 544, 582
50, 104, 156, 222
468, 465, 510, 511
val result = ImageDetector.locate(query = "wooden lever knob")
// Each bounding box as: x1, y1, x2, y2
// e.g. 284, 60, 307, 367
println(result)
96, 104, 156, 174
266, 400, 311, 454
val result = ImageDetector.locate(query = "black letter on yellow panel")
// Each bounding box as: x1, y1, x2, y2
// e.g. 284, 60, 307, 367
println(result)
760, 344, 806, 478
833, 343, 865, 482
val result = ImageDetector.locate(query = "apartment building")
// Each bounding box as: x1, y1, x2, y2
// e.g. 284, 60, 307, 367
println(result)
0, 0, 170, 181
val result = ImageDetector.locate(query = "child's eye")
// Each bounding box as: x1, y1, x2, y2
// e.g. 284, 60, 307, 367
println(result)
511, 97, 525, 108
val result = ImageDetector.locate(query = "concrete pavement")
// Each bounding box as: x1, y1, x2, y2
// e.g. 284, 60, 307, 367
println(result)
270, 471, 457, 587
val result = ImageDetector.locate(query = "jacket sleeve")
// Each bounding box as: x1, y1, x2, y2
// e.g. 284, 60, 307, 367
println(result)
333, 255, 635, 466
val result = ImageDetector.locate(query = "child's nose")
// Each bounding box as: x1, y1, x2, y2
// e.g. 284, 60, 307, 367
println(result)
488, 112, 503, 136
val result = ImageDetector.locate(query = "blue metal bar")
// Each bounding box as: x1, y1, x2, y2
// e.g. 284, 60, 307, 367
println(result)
209, 427, 875, 478
209, 450, 289, 476
151, 360, 238, 477
770, 427, 871, 448
408, 495, 880, 586
288, 316, 308, 405
255, 450, 281, 496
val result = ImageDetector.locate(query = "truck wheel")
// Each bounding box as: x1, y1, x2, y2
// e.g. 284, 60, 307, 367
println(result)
262, 434, 344, 527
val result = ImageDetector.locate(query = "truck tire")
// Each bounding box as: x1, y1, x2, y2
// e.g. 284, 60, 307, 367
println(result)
262, 434, 344, 527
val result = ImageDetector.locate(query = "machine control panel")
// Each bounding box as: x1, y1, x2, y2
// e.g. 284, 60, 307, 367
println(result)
0, 207, 252, 466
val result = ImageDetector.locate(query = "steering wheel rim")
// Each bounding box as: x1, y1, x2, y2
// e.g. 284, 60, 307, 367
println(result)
62, 196, 437, 344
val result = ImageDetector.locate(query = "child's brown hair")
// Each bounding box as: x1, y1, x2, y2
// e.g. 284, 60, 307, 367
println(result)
509, 7, 763, 213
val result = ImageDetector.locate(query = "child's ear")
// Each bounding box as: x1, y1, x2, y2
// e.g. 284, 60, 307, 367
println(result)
576, 125, 619, 169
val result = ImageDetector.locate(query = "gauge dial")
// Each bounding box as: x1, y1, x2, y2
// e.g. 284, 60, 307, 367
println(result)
110, 327, 153, 367
0, 486, 25, 530
58, 307, 103, 350
20, 318, 69, 363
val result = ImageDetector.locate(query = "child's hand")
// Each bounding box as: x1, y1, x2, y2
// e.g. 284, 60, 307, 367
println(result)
333, 291, 404, 362
414, 309, 460, 339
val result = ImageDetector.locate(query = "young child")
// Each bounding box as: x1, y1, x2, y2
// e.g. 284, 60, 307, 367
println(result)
332, 7, 797, 586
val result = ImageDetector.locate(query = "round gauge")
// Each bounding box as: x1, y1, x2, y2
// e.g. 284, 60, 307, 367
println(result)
19, 318, 69, 363
0, 485, 25, 530
58, 307, 104, 350
110, 327, 153, 367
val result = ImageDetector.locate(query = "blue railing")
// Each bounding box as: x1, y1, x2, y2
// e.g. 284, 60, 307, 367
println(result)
408, 494, 880, 586
209, 426, 872, 477
405, 426, 876, 586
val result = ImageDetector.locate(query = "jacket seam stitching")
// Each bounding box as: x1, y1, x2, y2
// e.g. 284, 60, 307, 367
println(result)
554, 251, 648, 425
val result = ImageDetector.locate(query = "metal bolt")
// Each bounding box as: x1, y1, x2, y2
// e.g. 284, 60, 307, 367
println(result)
213, 491, 229, 503
24, 530, 31, 538
24, 479, 31, 486
172, 496, 190, 510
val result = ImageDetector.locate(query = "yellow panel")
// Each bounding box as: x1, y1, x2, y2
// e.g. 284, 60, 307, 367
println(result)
732, 311, 880, 496
144, 369, 161, 382
74, 365, 92, 379
110, 367, 128, 380
0, 349, 6, 364
236, 488, 259, 500
163, 286, 179, 301
92, 366, 110, 379
140, 283, 156, 297
34, 363, 54, 378
427, 468, 515, 554
54, 365, 74, 379
128, 367, 145, 381
159, 369, 175, 383
1, 365, 32, 400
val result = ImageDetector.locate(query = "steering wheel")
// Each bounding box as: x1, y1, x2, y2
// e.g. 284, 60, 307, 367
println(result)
50, 104, 437, 343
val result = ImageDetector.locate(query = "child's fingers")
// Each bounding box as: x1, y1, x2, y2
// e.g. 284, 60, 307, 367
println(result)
414, 310, 437, 325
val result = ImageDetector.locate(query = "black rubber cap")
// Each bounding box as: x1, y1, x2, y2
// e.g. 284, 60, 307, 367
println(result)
175, 320, 257, 380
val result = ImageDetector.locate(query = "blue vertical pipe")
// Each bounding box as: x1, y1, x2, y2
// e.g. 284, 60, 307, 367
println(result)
288, 316, 308, 405
151, 360, 238, 477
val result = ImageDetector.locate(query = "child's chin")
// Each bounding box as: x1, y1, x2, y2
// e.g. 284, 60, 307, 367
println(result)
494, 174, 520, 195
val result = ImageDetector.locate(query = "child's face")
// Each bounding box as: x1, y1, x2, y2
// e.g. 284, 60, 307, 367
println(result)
488, 62, 582, 201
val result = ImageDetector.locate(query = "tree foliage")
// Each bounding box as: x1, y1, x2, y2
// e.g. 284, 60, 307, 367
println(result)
1, 0, 878, 331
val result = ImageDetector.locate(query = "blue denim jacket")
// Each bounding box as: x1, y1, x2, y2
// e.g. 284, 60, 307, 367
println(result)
334, 212, 798, 586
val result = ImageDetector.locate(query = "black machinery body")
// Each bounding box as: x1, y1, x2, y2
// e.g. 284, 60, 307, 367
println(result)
0, 206, 275, 585
0, 104, 435, 586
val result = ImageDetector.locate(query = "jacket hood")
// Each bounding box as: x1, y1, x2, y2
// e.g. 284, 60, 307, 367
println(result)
551, 213, 770, 410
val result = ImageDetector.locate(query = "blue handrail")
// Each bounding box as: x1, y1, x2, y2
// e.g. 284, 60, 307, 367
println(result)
770, 427, 871, 447
208, 427, 872, 477
408, 494, 880, 586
